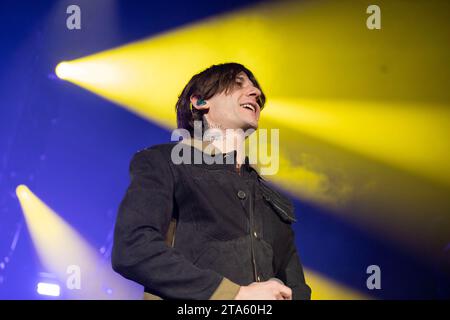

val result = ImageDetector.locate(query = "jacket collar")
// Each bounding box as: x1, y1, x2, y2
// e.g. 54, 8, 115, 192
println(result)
177, 138, 256, 175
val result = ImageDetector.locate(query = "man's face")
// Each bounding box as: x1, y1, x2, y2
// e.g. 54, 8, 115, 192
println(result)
201, 72, 262, 131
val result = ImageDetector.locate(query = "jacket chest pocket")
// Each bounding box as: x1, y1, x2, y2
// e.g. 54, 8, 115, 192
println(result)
257, 177, 296, 224
256, 177, 297, 274
255, 177, 294, 243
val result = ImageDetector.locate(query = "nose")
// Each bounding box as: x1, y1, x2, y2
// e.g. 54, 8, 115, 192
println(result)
246, 85, 262, 103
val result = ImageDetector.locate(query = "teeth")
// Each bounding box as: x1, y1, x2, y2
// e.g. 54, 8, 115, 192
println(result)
241, 103, 255, 112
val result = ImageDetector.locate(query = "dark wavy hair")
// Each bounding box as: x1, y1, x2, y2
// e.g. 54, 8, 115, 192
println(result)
175, 63, 266, 136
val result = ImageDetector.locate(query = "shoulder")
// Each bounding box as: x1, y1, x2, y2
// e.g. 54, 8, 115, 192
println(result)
129, 142, 178, 171
134, 142, 178, 160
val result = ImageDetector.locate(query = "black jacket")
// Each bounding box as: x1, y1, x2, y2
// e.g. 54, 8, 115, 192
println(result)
112, 141, 311, 300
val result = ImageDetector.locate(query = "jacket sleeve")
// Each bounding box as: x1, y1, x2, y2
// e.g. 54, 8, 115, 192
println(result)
111, 148, 240, 300
277, 228, 312, 300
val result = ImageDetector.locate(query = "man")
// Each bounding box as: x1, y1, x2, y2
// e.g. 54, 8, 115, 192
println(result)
112, 63, 311, 300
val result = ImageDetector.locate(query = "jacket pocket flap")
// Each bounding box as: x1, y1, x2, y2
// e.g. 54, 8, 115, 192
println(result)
258, 178, 296, 223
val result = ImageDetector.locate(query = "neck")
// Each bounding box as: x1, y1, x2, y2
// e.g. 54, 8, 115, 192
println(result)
202, 118, 247, 165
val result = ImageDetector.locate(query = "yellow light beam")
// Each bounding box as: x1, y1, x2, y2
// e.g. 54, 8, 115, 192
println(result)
16, 184, 141, 299
304, 269, 370, 300
261, 98, 450, 193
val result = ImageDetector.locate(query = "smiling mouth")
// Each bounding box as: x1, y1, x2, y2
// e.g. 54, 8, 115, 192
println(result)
240, 103, 257, 113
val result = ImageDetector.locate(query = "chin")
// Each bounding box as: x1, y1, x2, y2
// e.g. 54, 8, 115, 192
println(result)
242, 121, 258, 131
234, 115, 258, 131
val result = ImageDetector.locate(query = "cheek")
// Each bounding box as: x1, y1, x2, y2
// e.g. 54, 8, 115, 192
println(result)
227, 99, 240, 116
211, 101, 236, 122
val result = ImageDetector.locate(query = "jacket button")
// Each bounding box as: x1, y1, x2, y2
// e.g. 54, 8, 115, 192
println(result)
237, 190, 246, 199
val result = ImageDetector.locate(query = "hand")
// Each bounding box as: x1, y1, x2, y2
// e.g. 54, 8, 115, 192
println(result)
234, 279, 292, 300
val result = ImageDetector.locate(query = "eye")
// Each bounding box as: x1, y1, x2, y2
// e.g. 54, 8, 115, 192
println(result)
235, 76, 244, 86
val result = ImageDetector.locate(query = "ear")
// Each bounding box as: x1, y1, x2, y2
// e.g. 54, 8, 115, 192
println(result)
190, 95, 209, 111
